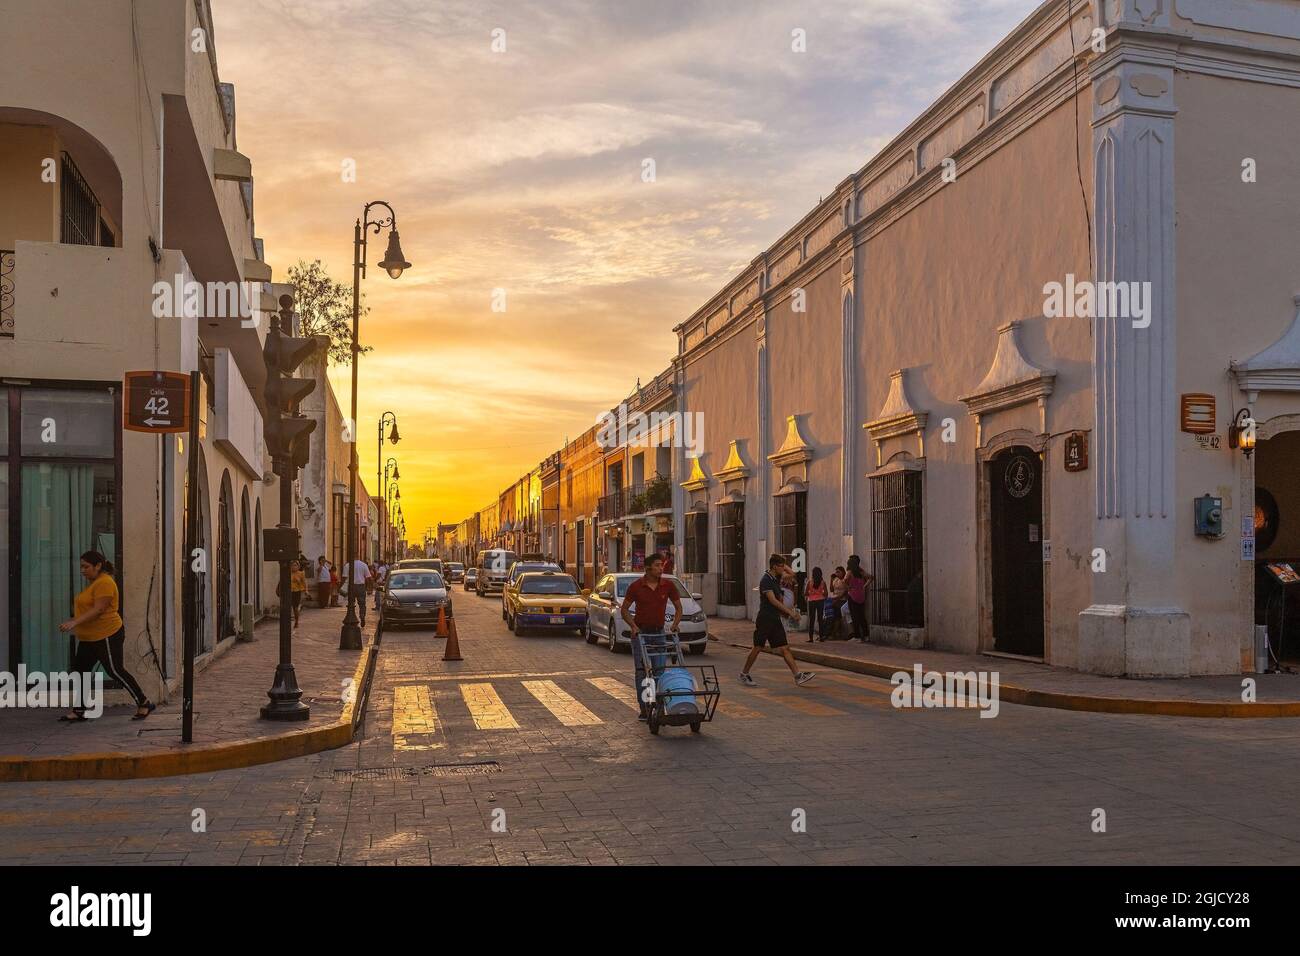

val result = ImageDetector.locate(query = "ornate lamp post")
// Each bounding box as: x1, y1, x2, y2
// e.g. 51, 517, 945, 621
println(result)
341, 202, 411, 650
382, 456, 400, 560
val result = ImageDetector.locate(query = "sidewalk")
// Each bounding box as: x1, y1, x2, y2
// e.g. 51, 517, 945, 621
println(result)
707, 615, 1300, 718
0, 603, 380, 781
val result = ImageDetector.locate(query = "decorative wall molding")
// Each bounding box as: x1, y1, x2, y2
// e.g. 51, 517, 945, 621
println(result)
769, 414, 814, 492
1232, 294, 1300, 402
865, 368, 930, 468
840, 288, 856, 537
960, 321, 1056, 445
1176, 0, 1300, 40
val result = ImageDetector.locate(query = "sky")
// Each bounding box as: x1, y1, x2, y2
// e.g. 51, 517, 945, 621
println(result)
211, 0, 1041, 540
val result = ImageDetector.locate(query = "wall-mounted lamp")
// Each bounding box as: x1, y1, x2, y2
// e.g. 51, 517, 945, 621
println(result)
1229, 409, 1257, 458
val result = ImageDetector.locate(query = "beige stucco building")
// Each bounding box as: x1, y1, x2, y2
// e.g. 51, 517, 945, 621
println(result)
0, 0, 383, 701
670, 0, 1300, 676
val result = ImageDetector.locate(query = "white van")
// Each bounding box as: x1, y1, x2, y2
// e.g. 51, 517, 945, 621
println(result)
475, 549, 517, 596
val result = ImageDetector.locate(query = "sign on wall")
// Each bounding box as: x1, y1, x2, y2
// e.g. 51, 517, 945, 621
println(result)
123, 370, 191, 434
1063, 431, 1088, 472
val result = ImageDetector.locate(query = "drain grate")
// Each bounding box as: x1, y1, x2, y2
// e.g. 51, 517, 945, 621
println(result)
329, 761, 501, 781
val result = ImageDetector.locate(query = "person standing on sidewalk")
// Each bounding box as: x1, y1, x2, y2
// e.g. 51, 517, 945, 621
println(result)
57, 550, 154, 721
845, 554, 872, 643
739, 554, 816, 687
344, 557, 372, 627
805, 567, 827, 642
619, 552, 683, 722
315, 556, 332, 609
288, 560, 307, 627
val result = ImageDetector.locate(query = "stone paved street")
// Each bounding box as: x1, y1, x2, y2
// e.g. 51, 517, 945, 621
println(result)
2, 590, 1300, 865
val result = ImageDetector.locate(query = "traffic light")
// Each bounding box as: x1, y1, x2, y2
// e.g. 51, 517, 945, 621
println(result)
262, 296, 328, 478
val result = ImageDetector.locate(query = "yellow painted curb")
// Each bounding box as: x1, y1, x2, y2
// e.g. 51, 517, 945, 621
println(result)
0, 643, 380, 783
734, 642, 1300, 719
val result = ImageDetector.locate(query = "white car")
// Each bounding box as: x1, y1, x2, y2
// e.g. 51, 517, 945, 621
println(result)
584, 572, 709, 654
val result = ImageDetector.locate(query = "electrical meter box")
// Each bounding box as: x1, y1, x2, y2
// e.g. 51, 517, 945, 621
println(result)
1194, 495, 1224, 538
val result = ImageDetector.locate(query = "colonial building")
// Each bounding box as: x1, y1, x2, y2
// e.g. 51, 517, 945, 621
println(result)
1, 0, 285, 697
671, 0, 1300, 676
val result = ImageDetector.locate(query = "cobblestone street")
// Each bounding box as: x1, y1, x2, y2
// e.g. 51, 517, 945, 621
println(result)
3, 593, 1300, 865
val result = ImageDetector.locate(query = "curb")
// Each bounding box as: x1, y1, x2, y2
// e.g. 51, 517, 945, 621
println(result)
0, 639, 381, 783
730, 642, 1300, 719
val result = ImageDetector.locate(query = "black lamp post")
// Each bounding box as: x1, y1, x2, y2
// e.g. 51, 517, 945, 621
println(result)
383, 456, 400, 560
340, 202, 411, 650
376, 415, 399, 560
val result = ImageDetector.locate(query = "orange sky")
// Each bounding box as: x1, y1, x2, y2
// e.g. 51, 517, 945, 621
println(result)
212, 0, 1035, 538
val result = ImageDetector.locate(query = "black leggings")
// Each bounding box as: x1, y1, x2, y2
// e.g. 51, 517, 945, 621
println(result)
73, 627, 149, 712
806, 601, 824, 639
847, 598, 868, 642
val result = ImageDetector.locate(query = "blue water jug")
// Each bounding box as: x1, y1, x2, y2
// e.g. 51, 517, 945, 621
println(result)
657, 667, 699, 716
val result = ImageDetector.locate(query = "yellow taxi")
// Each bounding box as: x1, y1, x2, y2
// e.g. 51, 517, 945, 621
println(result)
505, 571, 588, 637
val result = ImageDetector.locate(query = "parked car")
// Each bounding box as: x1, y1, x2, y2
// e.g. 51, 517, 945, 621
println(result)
381, 570, 452, 630
505, 571, 588, 636
475, 549, 518, 596
446, 562, 465, 583
584, 572, 708, 654
463, 567, 479, 591
501, 560, 561, 620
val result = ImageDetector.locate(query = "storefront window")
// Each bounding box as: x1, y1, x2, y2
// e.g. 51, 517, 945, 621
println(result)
20, 388, 114, 458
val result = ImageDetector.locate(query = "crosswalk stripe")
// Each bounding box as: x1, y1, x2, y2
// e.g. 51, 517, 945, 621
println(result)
586, 676, 640, 710
459, 682, 520, 730
392, 685, 438, 734
523, 680, 603, 726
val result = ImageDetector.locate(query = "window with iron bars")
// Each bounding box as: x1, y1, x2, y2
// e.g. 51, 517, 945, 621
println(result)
60, 153, 100, 246
868, 469, 925, 627
774, 490, 807, 609
684, 510, 708, 573
717, 502, 745, 606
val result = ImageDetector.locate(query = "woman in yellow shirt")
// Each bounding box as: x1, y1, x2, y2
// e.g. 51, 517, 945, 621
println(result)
289, 559, 308, 627
57, 550, 154, 721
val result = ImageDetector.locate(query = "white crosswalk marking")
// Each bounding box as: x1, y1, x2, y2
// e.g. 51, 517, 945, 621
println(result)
523, 680, 603, 726
459, 682, 520, 729
586, 676, 640, 710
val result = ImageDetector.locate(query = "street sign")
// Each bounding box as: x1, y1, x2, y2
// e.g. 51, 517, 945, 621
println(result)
1064, 431, 1089, 472
124, 370, 191, 433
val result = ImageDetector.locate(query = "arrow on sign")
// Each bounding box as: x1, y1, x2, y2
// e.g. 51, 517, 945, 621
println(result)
143, 418, 173, 427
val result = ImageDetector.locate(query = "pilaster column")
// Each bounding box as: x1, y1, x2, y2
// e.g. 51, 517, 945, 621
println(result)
1078, 34, 1188, 676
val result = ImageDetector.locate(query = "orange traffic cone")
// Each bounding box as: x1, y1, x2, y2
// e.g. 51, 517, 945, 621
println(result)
436, 605, 449, 638
443, 616, 463, 661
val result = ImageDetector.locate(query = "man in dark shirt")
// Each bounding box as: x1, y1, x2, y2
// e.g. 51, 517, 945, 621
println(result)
620, 553, 683, 721
739, 554, 816, 687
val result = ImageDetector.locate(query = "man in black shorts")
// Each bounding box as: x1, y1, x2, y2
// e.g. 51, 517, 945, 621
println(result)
739, 554, 816, 687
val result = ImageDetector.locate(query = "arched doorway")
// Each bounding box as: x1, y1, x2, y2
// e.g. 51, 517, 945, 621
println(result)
239, 488, 250, 611
1254, 418, 1300, 663
987, 445, 1045, 657
254, 500, 264, 613
217, 471, 234, 643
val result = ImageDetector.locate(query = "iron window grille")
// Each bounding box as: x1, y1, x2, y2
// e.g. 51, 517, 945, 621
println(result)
775, 491, 808, 609
60, 153, 100, 246
868, 469, 925, 627
684, 510, 708, 573
717, 502, 745, 606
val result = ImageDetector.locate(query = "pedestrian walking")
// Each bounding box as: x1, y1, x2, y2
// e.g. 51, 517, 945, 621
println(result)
373, 560, 388, 611
57, 550, 154, 721
619, 552, 683, 722
283, 559, 307, 627
845, 554, 873, 643
344, 557, 372, 627
739, 554, 816, 687
805, 567, 827, 642
315, 556, 331, 608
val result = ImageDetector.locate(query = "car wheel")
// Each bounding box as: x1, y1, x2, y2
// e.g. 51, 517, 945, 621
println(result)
608, 630, 621, 653
584, 620, 598, 644
690, 642, 706, 656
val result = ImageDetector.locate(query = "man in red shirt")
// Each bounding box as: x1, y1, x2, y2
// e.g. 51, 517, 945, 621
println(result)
620, 553, 683, 721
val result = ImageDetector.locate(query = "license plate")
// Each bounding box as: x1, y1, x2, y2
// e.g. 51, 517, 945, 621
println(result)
549, 616, 564, 624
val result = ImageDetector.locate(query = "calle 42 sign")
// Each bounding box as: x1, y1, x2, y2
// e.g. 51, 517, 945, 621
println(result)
123, 370, 192, 434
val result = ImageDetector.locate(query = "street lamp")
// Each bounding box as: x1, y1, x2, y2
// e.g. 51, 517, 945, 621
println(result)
341, 202, 411, 651
383, 456, 400, 561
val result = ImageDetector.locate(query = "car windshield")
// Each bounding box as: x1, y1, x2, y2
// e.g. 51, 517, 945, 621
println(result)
398, 561, 438, 569
390, 573, 444, 589
520, 576, 579, 595
448, 563, 464, 571
616, 575, 688, 598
